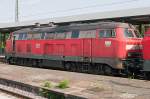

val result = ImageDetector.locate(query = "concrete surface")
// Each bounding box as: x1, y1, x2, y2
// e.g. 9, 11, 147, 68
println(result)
0, 63, 150, 99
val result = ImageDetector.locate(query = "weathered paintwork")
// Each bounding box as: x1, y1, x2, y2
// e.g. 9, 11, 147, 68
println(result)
5, 22, 142, 70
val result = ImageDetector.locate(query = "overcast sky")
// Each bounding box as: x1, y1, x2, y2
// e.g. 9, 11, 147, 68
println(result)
0, 0, 149, 23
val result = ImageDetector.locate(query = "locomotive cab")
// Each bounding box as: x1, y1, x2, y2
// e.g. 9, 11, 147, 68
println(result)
119, 27, 142, 74
97, 24, 142, 75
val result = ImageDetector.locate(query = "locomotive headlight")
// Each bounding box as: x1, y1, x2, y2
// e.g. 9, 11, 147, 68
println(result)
128, 53, 132, 57
126, 45, 143, 50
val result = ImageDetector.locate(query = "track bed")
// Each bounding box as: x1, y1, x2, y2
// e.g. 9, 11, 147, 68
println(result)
0, 63, 150, 99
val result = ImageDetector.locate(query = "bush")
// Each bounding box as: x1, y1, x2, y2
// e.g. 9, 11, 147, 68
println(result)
40, 81, 52, 97
57, 80, 69, 89
43, 81, 52, 88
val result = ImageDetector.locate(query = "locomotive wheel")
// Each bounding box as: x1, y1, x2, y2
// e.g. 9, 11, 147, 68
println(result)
94, 64, 104, 75
7, 59, 13, 65
64, 63, 71, 71
32, 60, 38, 67
20, 59, 24, 66
76, 63, 82, 72
104, 65, 112, 75
145, 72, 150, 80
9, 58, 15, 65
70, 63, 77, 72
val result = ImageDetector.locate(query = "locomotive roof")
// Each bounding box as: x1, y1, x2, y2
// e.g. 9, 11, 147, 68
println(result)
13, 22, 131, 33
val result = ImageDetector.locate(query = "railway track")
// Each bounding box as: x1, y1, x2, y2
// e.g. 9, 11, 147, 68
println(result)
0, 78, 46, 99
0, 90, 21, 99
0, 78, 85, 99
0, 62, 149, 99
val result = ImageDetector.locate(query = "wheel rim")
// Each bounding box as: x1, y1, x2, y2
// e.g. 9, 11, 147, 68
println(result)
104, 65, 112, 75
65, 63, 71, 70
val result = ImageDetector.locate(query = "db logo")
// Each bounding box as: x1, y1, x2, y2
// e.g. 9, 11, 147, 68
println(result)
35, 43, 40, 48
105, 41, 111, 47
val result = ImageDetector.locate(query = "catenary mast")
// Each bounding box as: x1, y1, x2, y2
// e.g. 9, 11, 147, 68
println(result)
15, 0, 19, 22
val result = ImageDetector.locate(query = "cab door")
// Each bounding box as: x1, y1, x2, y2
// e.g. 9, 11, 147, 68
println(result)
12, 35, 16, 52
93, 29, 117, 58
83, 39, 92, 57
5, 33, 16, 54
5, 33, 13, 54
81, 30, 96, 62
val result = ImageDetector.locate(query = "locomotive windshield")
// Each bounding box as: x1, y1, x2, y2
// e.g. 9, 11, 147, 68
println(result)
124, 29, 134, 38
124, 28, 142, 38
134, 30, 142, 38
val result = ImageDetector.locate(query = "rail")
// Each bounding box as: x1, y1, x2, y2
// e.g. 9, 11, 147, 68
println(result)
0, 78, 86, 99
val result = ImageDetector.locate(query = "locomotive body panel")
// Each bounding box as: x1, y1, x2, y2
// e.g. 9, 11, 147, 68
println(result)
5, 22, 142, 74
143, 28, 150, 72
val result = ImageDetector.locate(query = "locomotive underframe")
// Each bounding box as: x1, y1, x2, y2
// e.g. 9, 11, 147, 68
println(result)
5, 53, 143, 76
122, 58, 143, 75
143, 60, 150, 72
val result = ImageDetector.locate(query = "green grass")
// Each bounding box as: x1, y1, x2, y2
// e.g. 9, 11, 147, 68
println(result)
57, 80, 69, 89
42, 81, 52, 88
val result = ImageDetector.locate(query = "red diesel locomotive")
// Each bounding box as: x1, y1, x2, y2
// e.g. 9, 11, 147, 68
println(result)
5, 22, 142, 75
143, 28, 150, 78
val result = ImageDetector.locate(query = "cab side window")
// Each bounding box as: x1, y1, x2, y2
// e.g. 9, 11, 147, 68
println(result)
41, 33, 45, 39
54, 31, 66, 39
18, 33, 24, 40
32, 33, 41, 40
66, 32, 72, 39
99, 30, 105, 37
18, 33, 27, 40
45, 32, 55, 39
13, 33, 19, 40
27, 33, 33, 40
99, 29, 116, 38
79, 30, 96, 38
71, 30, 79, 38
22, 33, 27, 40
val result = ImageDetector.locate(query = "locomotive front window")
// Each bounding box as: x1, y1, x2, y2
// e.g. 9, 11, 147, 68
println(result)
134, 30, 142, 38
124, 29, 134, 38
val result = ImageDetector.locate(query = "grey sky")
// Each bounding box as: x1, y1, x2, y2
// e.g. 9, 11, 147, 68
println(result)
0, 0, 149, 23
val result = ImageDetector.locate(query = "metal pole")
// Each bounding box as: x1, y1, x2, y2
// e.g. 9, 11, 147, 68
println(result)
15, 0, 19, 22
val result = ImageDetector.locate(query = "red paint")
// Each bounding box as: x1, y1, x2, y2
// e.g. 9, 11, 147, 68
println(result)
6, 26, 142, 61
143, 28, 150, 60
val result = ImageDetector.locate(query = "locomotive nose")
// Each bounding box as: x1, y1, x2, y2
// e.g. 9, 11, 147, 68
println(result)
126, 44, 142, 51
126, 39, 142, 58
